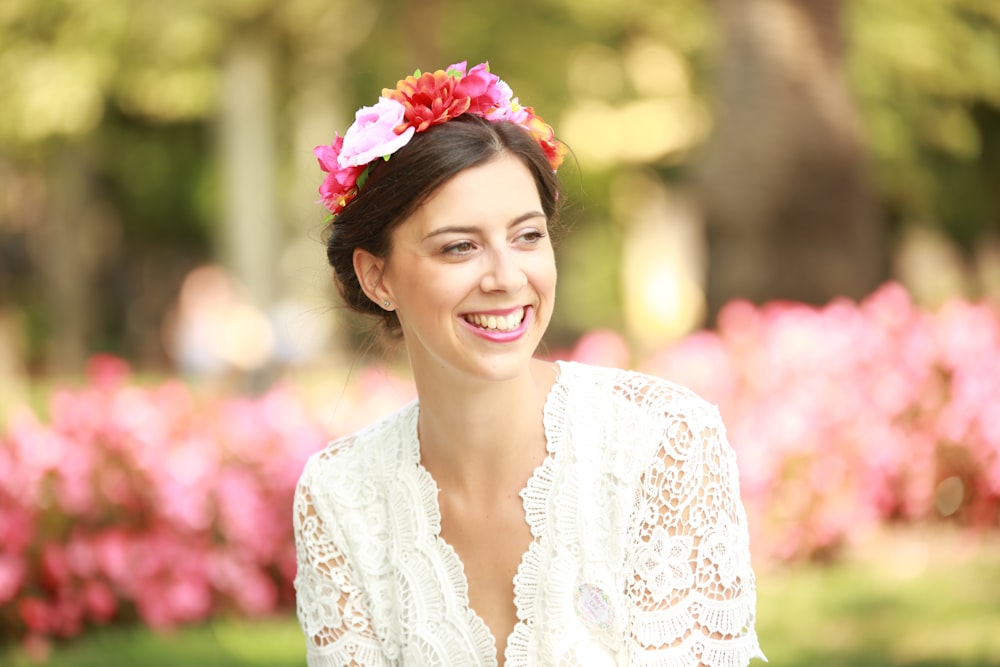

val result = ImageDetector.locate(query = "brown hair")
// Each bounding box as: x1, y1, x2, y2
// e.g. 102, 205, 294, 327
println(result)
325, 114, 562, 332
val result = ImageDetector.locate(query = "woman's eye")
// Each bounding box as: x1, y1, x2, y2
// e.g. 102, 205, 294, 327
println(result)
518, 230, 546, 244
443, 241, 475, 255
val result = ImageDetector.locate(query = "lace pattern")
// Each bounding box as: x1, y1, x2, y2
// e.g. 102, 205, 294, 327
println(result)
293, 361, 765, 666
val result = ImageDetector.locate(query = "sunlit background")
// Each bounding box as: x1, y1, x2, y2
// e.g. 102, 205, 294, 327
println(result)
1, 0, 999, 665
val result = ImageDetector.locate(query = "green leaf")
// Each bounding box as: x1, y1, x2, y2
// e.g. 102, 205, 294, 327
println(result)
356, 163, 376, 189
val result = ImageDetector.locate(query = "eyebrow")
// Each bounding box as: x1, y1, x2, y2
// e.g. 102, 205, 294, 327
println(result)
422, 211, 546, 241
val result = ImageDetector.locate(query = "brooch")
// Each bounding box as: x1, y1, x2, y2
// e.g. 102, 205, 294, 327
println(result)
573, 582, 615, 633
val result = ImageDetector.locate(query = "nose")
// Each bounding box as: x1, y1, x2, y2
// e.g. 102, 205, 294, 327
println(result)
480, 246, 528, 293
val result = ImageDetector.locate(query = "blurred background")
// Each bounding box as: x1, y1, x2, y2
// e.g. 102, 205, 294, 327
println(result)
1, 0, 999, 665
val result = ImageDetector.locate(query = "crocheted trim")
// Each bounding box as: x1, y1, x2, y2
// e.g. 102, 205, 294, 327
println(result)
506, 360, 570, 665
408, 405, 499, 665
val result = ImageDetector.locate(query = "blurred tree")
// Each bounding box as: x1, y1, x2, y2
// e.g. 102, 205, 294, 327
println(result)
0, 0, 365, 374
846, 0, 1000, 255
695, 0, 886, 319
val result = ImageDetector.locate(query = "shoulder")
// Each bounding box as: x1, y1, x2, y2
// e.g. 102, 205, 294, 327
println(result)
556, 360, 723, 430
297, 400, 419, 506
549, 362, 728, 485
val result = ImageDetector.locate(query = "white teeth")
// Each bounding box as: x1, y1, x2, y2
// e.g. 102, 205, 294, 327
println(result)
465, 308, 525, 332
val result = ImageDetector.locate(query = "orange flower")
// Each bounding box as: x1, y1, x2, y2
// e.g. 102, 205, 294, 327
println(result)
384, 69, 472, 133
523, 109, 567, 171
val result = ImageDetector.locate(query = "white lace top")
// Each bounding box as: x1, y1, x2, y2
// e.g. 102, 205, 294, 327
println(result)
294, 361, 766, 666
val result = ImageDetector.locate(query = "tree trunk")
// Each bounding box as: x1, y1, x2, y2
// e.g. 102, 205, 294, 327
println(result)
697, 0, 886, 321
219, 32, 279, 310
41, 148, 93, 374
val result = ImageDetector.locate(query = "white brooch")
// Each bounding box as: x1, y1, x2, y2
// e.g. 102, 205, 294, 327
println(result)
574, 582, 615, 634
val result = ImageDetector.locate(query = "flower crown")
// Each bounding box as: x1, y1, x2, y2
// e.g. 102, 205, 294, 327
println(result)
314, 61, 566, 216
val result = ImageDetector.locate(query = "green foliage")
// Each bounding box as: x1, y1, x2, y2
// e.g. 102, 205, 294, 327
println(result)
847, 0, 1000, 243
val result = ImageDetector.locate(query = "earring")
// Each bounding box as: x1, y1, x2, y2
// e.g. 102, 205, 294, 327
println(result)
382, 299, 390, 308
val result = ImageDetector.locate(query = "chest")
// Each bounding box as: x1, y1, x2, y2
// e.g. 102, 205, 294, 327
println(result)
436, 485, 534, 661
340, 406, 649, 663
439, 491, 531, 577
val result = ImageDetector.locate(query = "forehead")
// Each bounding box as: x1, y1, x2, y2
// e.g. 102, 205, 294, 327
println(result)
397, 154, 543, 236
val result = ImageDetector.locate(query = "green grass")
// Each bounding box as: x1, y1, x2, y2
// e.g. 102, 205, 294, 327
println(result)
2, 617, 307, 667
4, 529, 999, 666
756, 529, 1000, 666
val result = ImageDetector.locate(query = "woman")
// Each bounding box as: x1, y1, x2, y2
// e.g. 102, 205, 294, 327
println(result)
294, 61, 766, 666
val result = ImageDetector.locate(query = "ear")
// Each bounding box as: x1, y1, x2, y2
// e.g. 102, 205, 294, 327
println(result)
353, 248, 391, 309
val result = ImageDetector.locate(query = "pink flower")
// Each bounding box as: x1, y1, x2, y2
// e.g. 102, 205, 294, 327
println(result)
0, 554, 26, 604
82, 580, 117, 623
314, 137, 343, 174
86, 354, 131, 390
19, 598, 52, 633
314, 136, 364, 213
338, 97, 415, 168
451, 61, 503, 115
485, 79, 529, 124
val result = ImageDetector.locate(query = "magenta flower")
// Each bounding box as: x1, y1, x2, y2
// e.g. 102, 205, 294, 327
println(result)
451, 61, 503, 115
315, 136, 364, 213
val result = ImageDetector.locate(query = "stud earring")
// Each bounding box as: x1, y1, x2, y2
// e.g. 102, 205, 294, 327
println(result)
383, 299, 390, 308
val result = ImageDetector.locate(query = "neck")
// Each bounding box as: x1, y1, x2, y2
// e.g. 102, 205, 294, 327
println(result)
412, 359, 557, 496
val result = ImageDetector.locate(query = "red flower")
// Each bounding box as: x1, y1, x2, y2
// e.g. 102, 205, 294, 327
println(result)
384, 70, 472, 133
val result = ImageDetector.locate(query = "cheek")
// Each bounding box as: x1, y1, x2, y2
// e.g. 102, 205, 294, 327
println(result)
531, 252, 558, 292
394, 266, 468, 314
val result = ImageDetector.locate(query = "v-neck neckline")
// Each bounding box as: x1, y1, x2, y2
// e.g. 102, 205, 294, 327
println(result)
407, 360, 572, 665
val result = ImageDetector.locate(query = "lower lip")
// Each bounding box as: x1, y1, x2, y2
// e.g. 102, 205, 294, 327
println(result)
460, 307, 532, 343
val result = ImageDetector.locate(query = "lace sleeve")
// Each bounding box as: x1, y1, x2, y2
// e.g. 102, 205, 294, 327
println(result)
625, 401, 765, 666
293, 474, 391, 667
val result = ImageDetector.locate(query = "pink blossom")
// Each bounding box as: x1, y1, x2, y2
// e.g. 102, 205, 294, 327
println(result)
569, 329, 631, 368
0, 504, 35, 555
86, 353, 131, 390
484, 79, 529, 124
338, 97, 416, 168
40, 543, 71, 590
451, 61, 503, 115
82, 580, 117, 623
19, 598, 52, 634
0, 554, 26, 604
315, 137, 364, 213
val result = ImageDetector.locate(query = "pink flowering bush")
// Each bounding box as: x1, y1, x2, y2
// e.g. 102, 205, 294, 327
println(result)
637, 283, 1000, 560
2, 282, 998, 645
0, 355, 328, 644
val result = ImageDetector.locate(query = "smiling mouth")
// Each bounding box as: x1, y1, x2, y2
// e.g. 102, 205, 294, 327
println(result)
463, 307, 526, 332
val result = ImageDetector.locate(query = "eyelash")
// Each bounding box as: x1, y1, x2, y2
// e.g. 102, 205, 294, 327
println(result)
443, 241, 476, 255
441, 231, 546, 256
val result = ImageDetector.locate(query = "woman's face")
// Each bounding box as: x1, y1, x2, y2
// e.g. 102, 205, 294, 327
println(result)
378, 153, 557, 383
